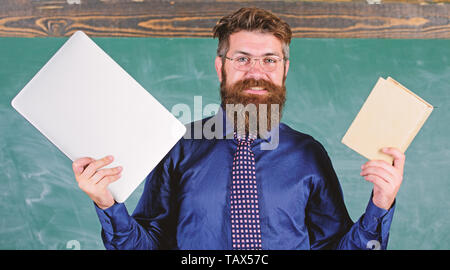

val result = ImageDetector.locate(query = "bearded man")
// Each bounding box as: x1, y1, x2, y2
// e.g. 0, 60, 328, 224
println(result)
72, 8, 405, 250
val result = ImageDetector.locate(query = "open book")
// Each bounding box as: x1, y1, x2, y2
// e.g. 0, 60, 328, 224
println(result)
341, 77, 433, 164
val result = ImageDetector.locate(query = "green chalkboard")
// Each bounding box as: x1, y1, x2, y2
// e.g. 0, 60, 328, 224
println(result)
0, 37, 448, 250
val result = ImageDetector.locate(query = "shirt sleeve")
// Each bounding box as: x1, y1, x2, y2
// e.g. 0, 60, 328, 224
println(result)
365, 197, 396, 249
93, 153, 177, 250
335, 196, 396, 250
305, 140, 396, 250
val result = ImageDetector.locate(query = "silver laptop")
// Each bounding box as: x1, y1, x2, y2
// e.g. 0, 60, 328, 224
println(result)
11, 31, 186, 203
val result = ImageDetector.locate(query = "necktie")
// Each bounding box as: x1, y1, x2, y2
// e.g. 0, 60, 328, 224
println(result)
230, 132, 262, 250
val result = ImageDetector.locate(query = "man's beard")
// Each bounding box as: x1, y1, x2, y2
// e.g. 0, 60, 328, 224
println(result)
220, 71, 286, 137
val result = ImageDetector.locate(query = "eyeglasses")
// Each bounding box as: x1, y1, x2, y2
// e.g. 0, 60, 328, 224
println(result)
224, 55, 286, 72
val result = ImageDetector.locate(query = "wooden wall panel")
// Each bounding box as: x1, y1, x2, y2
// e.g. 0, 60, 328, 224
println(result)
0, 0, 449, 38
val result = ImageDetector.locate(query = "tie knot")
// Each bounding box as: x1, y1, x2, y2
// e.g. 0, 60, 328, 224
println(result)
234, 132, 257, 144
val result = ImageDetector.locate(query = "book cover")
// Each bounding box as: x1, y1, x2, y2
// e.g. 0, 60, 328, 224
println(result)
341, 77, 433, 164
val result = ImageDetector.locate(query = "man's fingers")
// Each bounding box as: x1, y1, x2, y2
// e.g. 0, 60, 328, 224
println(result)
364, 174, 389, 191
382, 147, 405, 170
361, 160, 400, 181
360, 166, 393, 184
81, 155, 114, 180
91, 166, 123, 184
72, 157, 95, 178
97, 173, 122, 189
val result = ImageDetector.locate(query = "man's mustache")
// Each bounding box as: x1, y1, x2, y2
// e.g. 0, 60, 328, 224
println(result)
232, 78, 279, 93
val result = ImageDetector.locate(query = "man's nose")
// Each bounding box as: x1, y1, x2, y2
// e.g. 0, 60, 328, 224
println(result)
246, 59, 265, 80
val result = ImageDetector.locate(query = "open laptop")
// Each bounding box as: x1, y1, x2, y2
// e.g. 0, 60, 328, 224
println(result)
11, 31, 186, 203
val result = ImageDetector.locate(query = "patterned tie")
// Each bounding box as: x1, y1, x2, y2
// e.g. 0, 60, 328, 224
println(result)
230, 132, 262, 250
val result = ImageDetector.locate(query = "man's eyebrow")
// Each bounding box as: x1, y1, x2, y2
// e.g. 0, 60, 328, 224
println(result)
232, 51, 282, 57
232, 51, 251, 56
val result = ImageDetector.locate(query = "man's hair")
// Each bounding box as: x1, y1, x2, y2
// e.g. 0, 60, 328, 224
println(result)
212, 7, 292, 59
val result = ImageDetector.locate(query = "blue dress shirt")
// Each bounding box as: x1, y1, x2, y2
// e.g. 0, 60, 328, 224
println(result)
95, 108, 395, 250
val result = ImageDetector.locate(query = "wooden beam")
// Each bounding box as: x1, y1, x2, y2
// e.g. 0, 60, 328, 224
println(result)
0, 0, 449, 38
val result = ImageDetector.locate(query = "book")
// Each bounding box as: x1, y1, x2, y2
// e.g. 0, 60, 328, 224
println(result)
341, 77, 433, 164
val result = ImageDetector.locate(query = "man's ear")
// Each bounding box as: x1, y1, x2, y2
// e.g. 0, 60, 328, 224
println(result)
284, 59, 290, 77
215, 56, 223, 83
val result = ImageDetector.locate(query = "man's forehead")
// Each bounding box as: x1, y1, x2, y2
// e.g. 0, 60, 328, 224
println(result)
228, 31, 284, 56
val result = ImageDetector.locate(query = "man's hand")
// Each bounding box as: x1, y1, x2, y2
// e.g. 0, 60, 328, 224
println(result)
72, 155, 122, 210
360, 147, 406, 210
